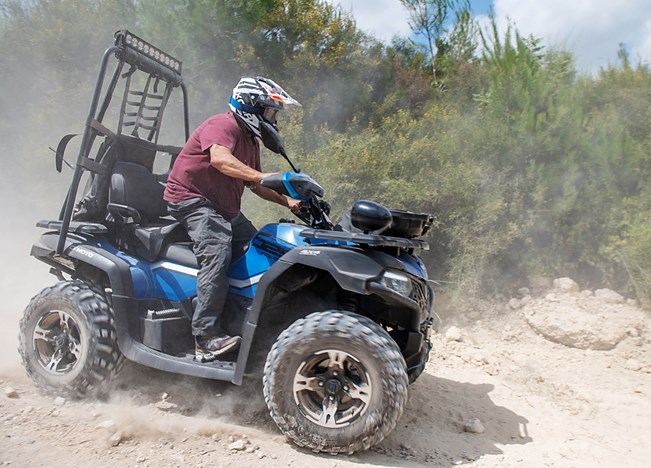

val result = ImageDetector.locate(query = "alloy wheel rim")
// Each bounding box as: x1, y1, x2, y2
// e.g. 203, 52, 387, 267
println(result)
292, 349, 372, 428
32, 310, 83, 374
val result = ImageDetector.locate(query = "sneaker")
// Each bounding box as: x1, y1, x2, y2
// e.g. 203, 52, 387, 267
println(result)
195, 334, 241, 362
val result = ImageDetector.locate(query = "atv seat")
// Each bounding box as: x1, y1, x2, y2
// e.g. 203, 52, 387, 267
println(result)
159, 242, 199, 268
109, 161, 189, 261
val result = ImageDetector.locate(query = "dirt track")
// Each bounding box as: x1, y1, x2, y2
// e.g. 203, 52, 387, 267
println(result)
2, 267, 650, 467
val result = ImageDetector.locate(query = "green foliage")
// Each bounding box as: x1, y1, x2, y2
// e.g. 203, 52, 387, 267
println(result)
400, 0, 469, 80
618, 215, 651, 309
2, 1, 650, 307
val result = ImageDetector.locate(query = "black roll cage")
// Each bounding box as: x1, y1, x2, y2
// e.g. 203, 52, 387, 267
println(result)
55, 30, 190, 255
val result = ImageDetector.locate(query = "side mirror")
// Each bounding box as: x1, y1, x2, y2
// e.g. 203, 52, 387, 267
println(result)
350, 200, 392, 234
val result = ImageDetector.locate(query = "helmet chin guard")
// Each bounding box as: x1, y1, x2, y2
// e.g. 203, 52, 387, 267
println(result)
259, 119, 287, 156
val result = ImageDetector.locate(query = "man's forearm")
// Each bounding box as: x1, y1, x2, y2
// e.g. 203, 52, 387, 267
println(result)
210, 144, 262, 182
251, 184, 289, 207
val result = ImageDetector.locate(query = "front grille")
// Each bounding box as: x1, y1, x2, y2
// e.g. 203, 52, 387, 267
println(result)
411, 280, 428, 314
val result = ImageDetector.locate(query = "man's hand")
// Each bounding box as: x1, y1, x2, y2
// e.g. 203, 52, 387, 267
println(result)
288, 198, 303, 213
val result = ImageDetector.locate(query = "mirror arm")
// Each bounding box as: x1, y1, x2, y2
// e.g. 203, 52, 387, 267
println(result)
281, 150, 300, 173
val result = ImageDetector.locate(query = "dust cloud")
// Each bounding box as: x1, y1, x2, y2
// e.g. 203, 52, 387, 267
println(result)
0, 169, 63, 374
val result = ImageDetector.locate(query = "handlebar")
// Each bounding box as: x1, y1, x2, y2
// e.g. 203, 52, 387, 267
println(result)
292, 196, 333, 230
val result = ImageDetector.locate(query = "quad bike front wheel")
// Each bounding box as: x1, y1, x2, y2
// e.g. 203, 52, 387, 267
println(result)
19, 281, 123, 397
263, 310, 409, 454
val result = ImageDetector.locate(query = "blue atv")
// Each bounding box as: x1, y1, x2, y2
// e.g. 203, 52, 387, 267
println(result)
19, 31, 437, 454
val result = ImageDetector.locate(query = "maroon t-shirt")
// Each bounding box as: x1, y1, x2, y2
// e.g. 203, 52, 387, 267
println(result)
164, 112, 260, 220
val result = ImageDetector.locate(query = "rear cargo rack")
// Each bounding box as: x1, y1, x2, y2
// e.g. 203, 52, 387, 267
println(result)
37, 220, 108, 235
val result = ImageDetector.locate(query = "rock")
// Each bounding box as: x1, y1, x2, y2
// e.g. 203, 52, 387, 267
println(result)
109, 432, 124, 447
255, 450, 266, 459
154, 400, 178, 411
5, 387, 18, 398
553, 277, 579, 293
545, 293, 560, 302
53, 396, 66, 406
625, 359, 642, 371
245, 444, 259, 454
228, 439, 247, 451
594, 289, 624, 304
523, 298, 646, 350
464, 418, 485, 433
508, 298, 522, 309
518, 287, 531, 297
445, 326, 463, 342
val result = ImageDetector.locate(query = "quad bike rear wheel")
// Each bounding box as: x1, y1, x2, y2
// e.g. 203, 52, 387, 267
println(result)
19, 280, 123, 397
263, 310, 408, 454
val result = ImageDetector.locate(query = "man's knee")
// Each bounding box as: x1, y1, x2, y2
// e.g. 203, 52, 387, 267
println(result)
195, 238, 232, 267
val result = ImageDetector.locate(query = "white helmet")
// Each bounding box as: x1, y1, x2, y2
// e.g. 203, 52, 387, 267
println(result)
228, 76, 301, 138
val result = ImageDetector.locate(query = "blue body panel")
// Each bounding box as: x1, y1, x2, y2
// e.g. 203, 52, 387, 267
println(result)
92, 223, 309, 301
97, 241, 198, 301
398, 252, 428, 280
227, 223, 311, 298
92, 223, 426, 301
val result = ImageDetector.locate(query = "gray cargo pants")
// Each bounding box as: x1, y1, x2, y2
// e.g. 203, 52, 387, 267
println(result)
168, 197, 257, 337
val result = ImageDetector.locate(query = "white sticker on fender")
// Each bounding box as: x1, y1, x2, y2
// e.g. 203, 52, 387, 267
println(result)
299, 249, 321, 256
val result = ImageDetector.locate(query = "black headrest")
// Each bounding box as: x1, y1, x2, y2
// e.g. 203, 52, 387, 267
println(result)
110, 162, 168, 222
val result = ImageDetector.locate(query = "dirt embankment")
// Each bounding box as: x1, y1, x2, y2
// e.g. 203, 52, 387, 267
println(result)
1, 276, 650, 467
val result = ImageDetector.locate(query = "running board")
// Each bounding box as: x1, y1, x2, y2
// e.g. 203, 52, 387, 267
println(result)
123, 339, 237, 381
112, 295, 238, 383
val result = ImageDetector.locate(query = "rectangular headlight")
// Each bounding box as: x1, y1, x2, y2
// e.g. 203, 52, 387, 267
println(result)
381, 270, 413, 297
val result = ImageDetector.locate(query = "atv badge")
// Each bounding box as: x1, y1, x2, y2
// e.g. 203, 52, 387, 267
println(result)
299, 249, 321, 256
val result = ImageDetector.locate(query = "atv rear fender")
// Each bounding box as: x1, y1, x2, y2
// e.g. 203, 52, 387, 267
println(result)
31, 229, 133, 296
32, 229, 239, 382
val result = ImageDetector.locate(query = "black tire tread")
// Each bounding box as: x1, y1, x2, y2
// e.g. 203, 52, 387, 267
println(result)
263, 310, 408, 454
18, 281, 124, 397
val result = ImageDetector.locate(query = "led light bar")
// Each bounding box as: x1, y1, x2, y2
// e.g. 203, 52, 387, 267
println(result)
114, 30, 182, 74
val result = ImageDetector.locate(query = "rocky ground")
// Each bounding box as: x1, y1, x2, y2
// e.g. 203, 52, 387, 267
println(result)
1, 276, 650, 468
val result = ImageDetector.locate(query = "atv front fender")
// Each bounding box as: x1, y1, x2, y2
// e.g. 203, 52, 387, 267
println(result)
233, 245, 428, 384
249, 245, 425, 323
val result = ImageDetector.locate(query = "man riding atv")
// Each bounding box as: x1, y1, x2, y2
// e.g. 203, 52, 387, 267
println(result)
20, 31, 436, 454
164, 76, 302, 360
